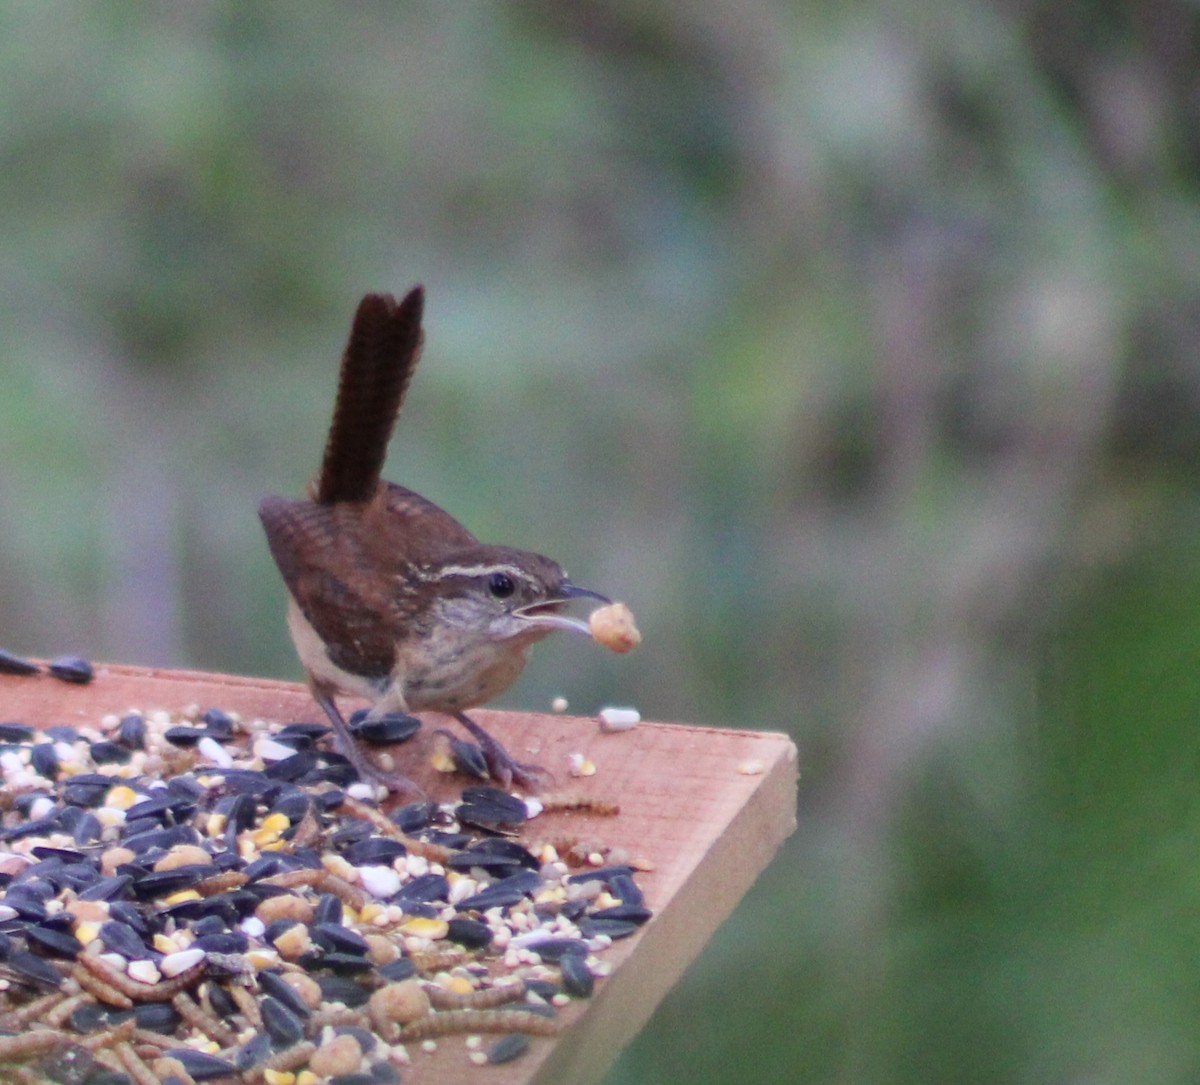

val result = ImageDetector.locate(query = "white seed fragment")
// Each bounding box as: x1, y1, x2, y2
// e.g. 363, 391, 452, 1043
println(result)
598, 706, 641, 732
196, 736, 233, 768
551, 696, 569, 713
254, 737, 297, 762
523, 798, 544, 819
359, 864, 402, 898
736, 759, 766, 776
160, 948, 206, 976
127, 959, 161, 985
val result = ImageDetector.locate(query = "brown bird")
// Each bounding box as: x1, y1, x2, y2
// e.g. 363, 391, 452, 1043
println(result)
258, 287, 609, 796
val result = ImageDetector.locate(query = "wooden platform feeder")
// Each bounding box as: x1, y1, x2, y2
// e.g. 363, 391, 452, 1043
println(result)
0, 663, 797, 1085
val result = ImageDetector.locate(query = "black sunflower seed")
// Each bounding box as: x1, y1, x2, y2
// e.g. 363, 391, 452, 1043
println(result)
134, 1000, 182, 1033
394, 872, 449, 904
566, 865, 634, 884
0, 722, 34, 742
192, 931, 248, 954
344, 837, 406, 866
589, 903, 652, 925
575, 916, 639, 940
26, 925, 82, 958
488, 1033, 531, 1064
376, 957, 417, 983
70, 999, 110, 1032
116, 714, 147, 749
1, 892, 47, 921
48, 656, 93, 684
200, 708, 235, 739
312, 923, 369, 956
270, 790, 312, 823
235, 1031, 273, 1071
99, 920, 151, 959
523, 978, 560, 1000
528, 938, 589, 961
2, 814, 63, 842
258, 970, 311, 1018
30, 845, 86, 864
131, 864, 210, 899
456, 869, 542, 911
71, 812, 102, 846
60, 779, 108, 808
207, 983, 238, 1018
559, 952, 595, 998
351, 713, 421, 746
306, 951, 373, 976
78, 874, 134, 903
313, 892, 343, 925
163, 725, 207, 747
30, 743, 59, 778
263, 750, 318, 782
261, 995, 305, 1048
453, 836, 540, 870
7, 948, 63, 988
608, 872, 645, 906
329, 821, 372, 850
368, 1059, 401, 1083
88, 741, 131, 765
275, 721, 331, 743
446, 917, 492, 949
0, 649, 39, 676
329, 1075, 376, 1085
390, 801, 439, 834
167, 1049, 237, 1081
316, 975, 370, 1008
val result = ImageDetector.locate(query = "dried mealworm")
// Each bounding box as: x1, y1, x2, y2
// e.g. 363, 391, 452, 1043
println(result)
0, 1029, 67, 1063
228, 982, 263, 1029
77, 950, 206, 1002
406, 947, 467, 973
44, 992, 93, 1029
72, 962, 133, 1010
305, 1006, 371, 1033
114, 1040, 160, 1085
172, 990, 239, 1047
540, 793, 620, 815
129, 1029, 176, 1053
396, 1008, 560, 1042
79, 1016, 137, 1050
261, 867, 365, 911
426, 980, 527, 1011
338, 794, 452, 864
193, 869, 250, 896
0, 989, 67, 1030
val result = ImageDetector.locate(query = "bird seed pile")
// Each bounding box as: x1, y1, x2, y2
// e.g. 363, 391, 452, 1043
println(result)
0, 698, 651, 1085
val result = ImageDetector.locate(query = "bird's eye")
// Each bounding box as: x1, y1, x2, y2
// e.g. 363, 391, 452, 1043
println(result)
488, 572, 515, 598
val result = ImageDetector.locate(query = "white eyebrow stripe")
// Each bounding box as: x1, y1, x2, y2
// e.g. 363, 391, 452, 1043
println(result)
411, 563, 536, 583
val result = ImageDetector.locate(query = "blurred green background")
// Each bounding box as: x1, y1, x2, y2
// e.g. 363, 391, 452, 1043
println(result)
3, 2, 1200, 1081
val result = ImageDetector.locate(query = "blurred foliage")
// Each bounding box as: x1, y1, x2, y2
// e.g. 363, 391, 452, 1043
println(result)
3, 1, 1200, 1081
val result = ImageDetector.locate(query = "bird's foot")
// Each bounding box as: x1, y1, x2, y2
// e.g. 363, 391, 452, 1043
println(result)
453, 712, 554, 793
312, 690, 425, 799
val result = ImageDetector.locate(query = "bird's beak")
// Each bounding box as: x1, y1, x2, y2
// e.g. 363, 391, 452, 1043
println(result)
514, 582, 611, 635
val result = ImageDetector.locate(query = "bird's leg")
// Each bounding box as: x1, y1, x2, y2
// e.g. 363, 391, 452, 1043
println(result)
309, 682, 425, 799
453, 712, 554, 792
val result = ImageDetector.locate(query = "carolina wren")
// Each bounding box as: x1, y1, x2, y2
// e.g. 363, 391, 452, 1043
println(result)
258, 287, 609, 795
